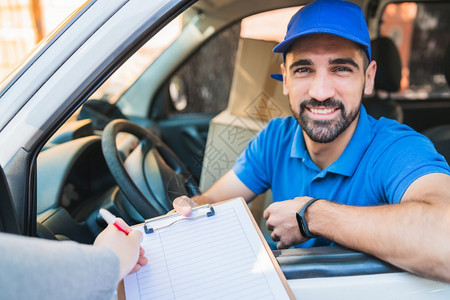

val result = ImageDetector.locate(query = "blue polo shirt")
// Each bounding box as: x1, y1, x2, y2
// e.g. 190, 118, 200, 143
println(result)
233, 106, 450, 247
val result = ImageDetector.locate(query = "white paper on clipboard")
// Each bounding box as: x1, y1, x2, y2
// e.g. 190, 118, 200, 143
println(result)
123, 198, 293, 299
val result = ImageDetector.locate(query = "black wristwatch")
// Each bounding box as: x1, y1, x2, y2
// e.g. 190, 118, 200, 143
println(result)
296, 198, 321, 238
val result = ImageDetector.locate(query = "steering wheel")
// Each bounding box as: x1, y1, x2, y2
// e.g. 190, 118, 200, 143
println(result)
102, 119, 198, 219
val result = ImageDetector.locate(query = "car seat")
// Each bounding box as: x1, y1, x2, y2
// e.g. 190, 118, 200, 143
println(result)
199, 38, 291, 228
422, 43, 450, 163
200, 38, 290, 191
362, 36, 404, 122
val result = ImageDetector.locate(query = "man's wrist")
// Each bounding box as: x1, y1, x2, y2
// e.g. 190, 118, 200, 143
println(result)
296, 197, 322, 238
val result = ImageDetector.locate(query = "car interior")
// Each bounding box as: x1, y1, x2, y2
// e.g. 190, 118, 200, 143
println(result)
2, 0, 447, 281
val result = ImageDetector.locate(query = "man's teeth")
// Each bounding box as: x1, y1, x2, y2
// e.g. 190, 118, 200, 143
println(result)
310, 108, 335, 114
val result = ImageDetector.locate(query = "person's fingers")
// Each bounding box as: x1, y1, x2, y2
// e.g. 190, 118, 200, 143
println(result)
263, 206, 271, 220
271, 232, 280, 242
173, 196, 196, 216
128, 247, 149, 275
277, 237, 292, 249
137, 255, 148, 266
277, 242, 286, 250
266, 220, 274, 231
130, 264, 141, 274
138, 246, 148, 264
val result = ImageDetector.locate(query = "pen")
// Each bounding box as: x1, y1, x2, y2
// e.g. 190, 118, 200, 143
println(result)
99, 208, 131, 235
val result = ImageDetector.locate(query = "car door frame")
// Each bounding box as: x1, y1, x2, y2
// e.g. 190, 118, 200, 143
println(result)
0, 0, 193, 235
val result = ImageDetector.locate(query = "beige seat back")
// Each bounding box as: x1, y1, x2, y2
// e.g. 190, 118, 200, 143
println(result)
227, 38, 291, 122
200, 38, 291, 226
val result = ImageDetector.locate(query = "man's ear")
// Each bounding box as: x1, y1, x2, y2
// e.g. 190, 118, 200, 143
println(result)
364, 60, 377, 95
281, 63, 288, 96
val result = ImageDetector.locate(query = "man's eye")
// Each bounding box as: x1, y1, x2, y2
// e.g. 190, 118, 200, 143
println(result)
333, 66, 352, 72
294, 67, 311, 74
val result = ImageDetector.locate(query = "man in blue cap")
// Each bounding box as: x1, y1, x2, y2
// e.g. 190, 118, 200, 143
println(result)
174, 0, 450, 282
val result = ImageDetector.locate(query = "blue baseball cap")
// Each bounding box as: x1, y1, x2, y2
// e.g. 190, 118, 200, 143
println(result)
271, 0, 371, 81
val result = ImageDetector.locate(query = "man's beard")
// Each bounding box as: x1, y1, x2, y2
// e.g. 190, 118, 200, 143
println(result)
291, 98, 360, 144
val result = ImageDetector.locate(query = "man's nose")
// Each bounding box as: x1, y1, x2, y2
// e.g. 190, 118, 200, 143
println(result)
308, 73, 335, 102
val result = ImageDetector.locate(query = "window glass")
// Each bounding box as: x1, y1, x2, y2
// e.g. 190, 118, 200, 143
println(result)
92, 16, 183, 101
167, 22, 241, 115
167, 7, 300, 115
380, 2, 450, 99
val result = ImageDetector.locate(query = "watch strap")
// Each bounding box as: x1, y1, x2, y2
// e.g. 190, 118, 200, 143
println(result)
296, 197, 321, 238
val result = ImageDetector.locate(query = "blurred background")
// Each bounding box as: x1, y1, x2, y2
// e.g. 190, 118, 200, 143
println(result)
0, 0, 291, 92
0, 0, 86, 79
1, 1, 448, 99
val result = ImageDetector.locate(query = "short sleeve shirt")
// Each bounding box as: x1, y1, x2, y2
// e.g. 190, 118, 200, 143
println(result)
233, 106, 450, 247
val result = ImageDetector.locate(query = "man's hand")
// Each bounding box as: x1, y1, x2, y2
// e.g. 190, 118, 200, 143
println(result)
263, 197, 313, 249
173, 196, 198, 216
94, 218, 148, 280
171, 171, 256, 217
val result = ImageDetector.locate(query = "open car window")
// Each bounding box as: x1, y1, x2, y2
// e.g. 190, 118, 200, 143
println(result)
34, 6, 297, 237
380, 2, 450, 100
164, 7, 300, 116
91, 16, 183, 102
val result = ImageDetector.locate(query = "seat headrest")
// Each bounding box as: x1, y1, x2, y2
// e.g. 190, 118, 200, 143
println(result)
371, 37, 402, 92
444, 42, 450, 86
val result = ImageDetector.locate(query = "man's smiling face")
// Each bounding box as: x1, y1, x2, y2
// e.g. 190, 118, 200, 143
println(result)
281, 33, 375, 143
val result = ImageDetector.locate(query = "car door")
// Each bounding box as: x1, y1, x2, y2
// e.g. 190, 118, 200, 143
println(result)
0, 0, 191, 234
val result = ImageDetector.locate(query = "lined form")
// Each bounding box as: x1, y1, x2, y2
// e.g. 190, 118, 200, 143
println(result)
123, 198, 291, 300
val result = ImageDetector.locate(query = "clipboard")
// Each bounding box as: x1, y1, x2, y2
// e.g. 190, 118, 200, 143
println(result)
143, 204, 216, 234
118, 198, 294, 299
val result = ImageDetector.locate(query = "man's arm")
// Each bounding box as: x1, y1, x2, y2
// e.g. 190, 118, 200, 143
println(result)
264, 172, 450, 282
174, 170, 256, 215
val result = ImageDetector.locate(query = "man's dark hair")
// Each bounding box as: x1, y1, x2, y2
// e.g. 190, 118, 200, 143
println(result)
358, 44, 370, 72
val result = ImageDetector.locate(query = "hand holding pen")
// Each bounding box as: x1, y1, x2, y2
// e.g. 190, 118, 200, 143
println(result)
99, 208, 132, 235
95, 209, 148, 280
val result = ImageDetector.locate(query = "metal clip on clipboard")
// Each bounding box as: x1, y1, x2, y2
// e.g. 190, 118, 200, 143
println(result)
144, 204, 215, 234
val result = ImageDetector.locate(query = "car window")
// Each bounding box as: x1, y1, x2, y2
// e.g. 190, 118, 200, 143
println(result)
165, 7, 299, 116
166, 22, 241, 115
0, 0, 85, 82
91, 16, 183, 102
380, 2, 450, 100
